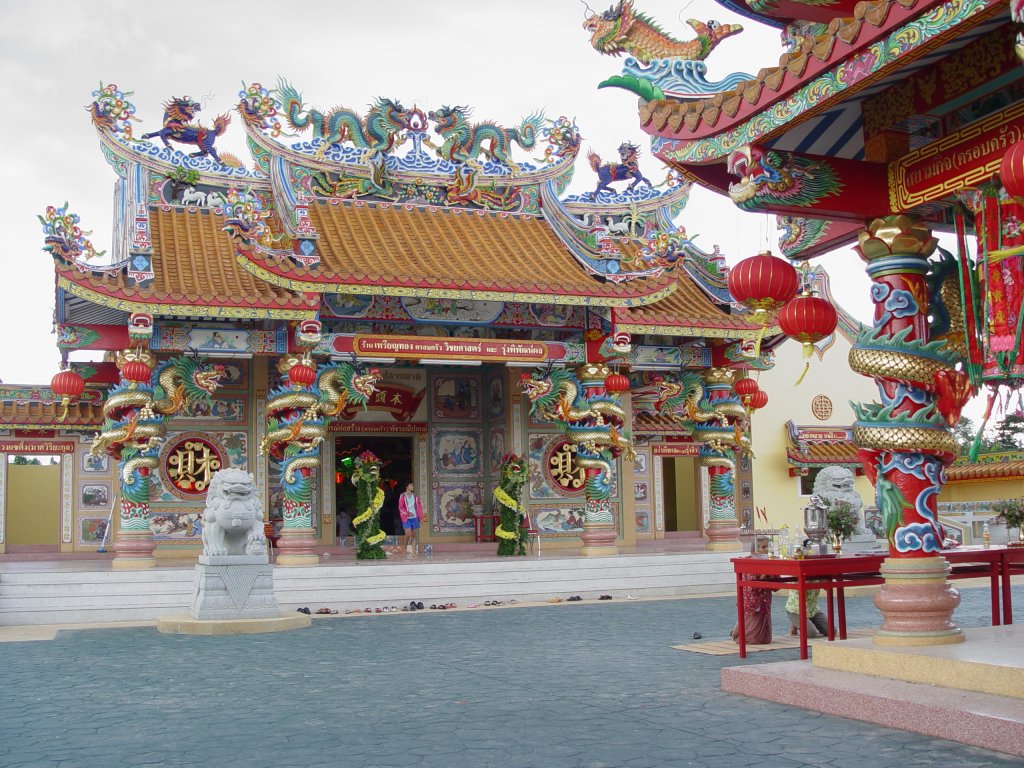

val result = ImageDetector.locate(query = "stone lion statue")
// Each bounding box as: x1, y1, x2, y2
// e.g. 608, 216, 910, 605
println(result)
812, 466, 868, 535
202, 468, 267, 556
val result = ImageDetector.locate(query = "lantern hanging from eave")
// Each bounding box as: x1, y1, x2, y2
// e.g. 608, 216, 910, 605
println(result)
727, 252, 799, 357
51, 368, 85, 422
1000, 140, 1024, 199
778, 292, 838, 385
747, 389, 769, 410
121, 359, 152, 386
604, 371, 630, 394
288, 361, 317, 389
733, 377, 759, 404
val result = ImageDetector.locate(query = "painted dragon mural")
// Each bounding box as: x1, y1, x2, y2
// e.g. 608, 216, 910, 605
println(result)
521, 366, 634, 536
90, 353, 223, 539
727, 146, 844, 211
261, 360, 381, 542
583, 0, 742, 64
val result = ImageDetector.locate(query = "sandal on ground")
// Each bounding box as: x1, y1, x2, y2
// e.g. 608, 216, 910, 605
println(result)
297, 607, 312, 615
315, 608, 331, 614
547, 597, 563, 603
416, 601, 425, 610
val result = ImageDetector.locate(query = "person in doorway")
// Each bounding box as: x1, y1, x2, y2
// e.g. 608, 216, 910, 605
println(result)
399, 482, 423, 556
786, 588, 829, 637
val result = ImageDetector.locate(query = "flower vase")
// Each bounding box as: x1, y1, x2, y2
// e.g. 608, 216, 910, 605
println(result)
832, 537, 842, 555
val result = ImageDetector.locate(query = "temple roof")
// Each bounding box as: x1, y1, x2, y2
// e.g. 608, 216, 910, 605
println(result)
57, 208, 318, 320
236, 200, 678, 306
633, 411, 692, 434
946, 452, 1024, 483
0, 400, 104, 432
786, 440, 860, 467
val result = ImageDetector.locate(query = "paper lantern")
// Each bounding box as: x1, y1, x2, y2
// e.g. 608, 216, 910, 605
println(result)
604, 371, 630, 394
747, 389, 769, 410
1000, 141, 1024, 199
734, 378, 759, 400
50, 369, 85, 422
727, 252, 799, 314
288, 362, 317, 388
121, 359, 152, 385
778, 292, 838, 384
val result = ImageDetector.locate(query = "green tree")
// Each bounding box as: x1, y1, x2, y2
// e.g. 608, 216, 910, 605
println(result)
988, 412, 1024, 452
12, 456, 41, 465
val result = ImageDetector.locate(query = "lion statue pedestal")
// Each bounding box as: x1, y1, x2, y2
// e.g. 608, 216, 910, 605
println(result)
189, 468, 282, 621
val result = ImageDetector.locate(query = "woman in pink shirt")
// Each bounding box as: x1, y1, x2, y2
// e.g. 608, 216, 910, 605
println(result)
398, 482, 423, 556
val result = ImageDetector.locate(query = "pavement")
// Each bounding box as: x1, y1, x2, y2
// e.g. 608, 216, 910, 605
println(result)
0, 584, 1020, 768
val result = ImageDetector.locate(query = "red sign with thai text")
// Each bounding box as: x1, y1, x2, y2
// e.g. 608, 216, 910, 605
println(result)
0, 440, 76, 454
652, 443, 701, 456
335, 334, 558, 363
798, 429, 851, 441
328, 422, 429, 435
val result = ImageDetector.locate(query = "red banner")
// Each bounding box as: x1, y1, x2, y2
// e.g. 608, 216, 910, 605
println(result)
797, 429, 852, 441
0, 440, 76, 454
337, 383, 427, 422
328, 422, 429, 434
652, 443, 701, 456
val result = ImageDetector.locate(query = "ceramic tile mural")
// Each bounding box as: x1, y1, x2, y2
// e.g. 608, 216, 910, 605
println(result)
432, 375, 480, 421
533, 505, 585, 533
488, 427, 506, 476
527, 433, 560, 499
487, 374, 504, 420
432, 481, 484, 534
432, 428, 483, 476
635, 507, 651, 532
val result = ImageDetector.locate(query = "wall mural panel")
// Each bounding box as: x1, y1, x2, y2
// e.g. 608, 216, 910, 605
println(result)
432, 481, 484, 534
78, 516, 109, 546
487, 374, 504, 420
488, 427, 506, 476
432, 428, 483, 477
635, 507, 651, 533
433, 375, 480, 421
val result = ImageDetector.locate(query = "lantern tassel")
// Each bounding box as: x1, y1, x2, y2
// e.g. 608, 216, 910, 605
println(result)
793, 342, 814, 386
749, 314, 768, 359
58, 396, 70, 423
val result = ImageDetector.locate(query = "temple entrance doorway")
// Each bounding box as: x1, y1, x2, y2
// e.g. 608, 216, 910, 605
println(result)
334, 436, 414, 538
660, 456, 700, 534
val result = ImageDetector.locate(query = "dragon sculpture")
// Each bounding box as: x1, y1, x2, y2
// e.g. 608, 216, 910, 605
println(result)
39, 203, 104, 266
261, 361, 381, 540
850, 216, 973, 556
494, 453, 529, 557
275, 80, 414, 170
778, 215, 829, 259
90, 354, 223, 534
521, 367, 635, 506
583, 0, 742, 64
727, 146, 844, 211
141, 96, 231, 165
428, 105, 545, 175
588, 141, 652, 197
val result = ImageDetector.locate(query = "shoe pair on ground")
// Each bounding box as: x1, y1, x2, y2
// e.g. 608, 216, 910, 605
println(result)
408, 601, 426, 611
315, 607, 339, 614
429, 603, 457, 609
566, 595, 583, 602
598, 594, 613, 600
484, 600, 504, 606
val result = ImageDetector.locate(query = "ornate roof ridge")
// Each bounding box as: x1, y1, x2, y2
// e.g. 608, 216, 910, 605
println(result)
640, 0, 927, 139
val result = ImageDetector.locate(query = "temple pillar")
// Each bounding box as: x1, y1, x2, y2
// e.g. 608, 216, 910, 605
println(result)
111, 448, 159, 569
701, 368, 743, 552
577, 363, 619, 556
853, 215, 963, 646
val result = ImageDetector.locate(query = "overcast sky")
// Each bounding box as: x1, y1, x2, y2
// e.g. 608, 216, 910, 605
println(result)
0, 1, 921, 395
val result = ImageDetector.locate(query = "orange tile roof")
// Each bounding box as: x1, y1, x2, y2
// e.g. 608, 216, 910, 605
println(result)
634, 410, 692, 434
56, 208, 318, 319
946, 458, 1024, 483
0, 401, 104, 431
787, 442, 860, 467
617, 276, 771, 337
236, 201, 676, 305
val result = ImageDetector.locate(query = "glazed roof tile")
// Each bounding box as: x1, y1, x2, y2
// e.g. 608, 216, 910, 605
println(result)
634, 411, 691, 434
640, 0, 920, 139
56, 208, 317, 319
238, 201, 675, 304
946, 458, 1024, 482
617, 275, 768, 336
787, 441, 860, 466
0, 401, 104, 431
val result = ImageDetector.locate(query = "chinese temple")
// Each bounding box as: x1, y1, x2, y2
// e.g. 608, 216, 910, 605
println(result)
1, 77, 791, 568
592, 0, 1024, 643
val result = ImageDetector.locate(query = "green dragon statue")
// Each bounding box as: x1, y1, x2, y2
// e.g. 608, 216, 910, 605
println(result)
428, 105, 545, 175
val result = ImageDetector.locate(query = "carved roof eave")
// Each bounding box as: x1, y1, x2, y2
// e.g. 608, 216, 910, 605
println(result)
54, 266, 318, 321
615, 317, 782, 339
242, 120, 576, 190
229, 246, 679, 308
640, 0, 1001, 163
95, 124, 268, 188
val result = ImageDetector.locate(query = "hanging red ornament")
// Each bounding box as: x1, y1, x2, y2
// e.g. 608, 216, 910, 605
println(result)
50, 369, 85, 422
778, 292, 838, 384
727, 252, 799, 356
604, 371, 630, 394
734, 377, 759, 401
288, 361, 317, 388
747, 389, 769, 410
121, 359, 152, 385
1000, 141, 1024, 199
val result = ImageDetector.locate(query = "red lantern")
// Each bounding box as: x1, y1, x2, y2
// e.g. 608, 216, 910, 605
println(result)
747, 389, 769, 410
778, 292, 838, 384
727, 252, 799, 314
734, 378, 759, 400
288, 362, 317, 388
604, 371, 630, 394
121, 360, 152, 385
51, 369, 85, 422
1000, 141, 1024, 199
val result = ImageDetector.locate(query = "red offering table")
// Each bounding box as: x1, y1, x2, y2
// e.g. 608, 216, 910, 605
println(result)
473, 514, 500, 543
731, 547, 1020, 661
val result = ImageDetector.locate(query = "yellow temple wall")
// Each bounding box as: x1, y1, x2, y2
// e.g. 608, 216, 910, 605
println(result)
5, 463, 61, 546
939, 478, 1024, 504
750, 336, 878, 532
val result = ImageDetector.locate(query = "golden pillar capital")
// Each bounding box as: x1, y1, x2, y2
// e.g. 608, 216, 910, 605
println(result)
702, 367, 734, 388
856, 215, 937, 262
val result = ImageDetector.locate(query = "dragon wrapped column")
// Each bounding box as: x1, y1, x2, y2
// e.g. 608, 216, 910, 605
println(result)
851, 215, 965, 646
699, 369, 743, 552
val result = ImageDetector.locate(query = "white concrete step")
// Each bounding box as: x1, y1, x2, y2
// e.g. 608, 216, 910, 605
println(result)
0, 551, 736, 626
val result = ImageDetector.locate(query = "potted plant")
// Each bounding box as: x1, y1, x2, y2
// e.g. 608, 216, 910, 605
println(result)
992, 497, 1024, 546
824, 499, 859, 554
